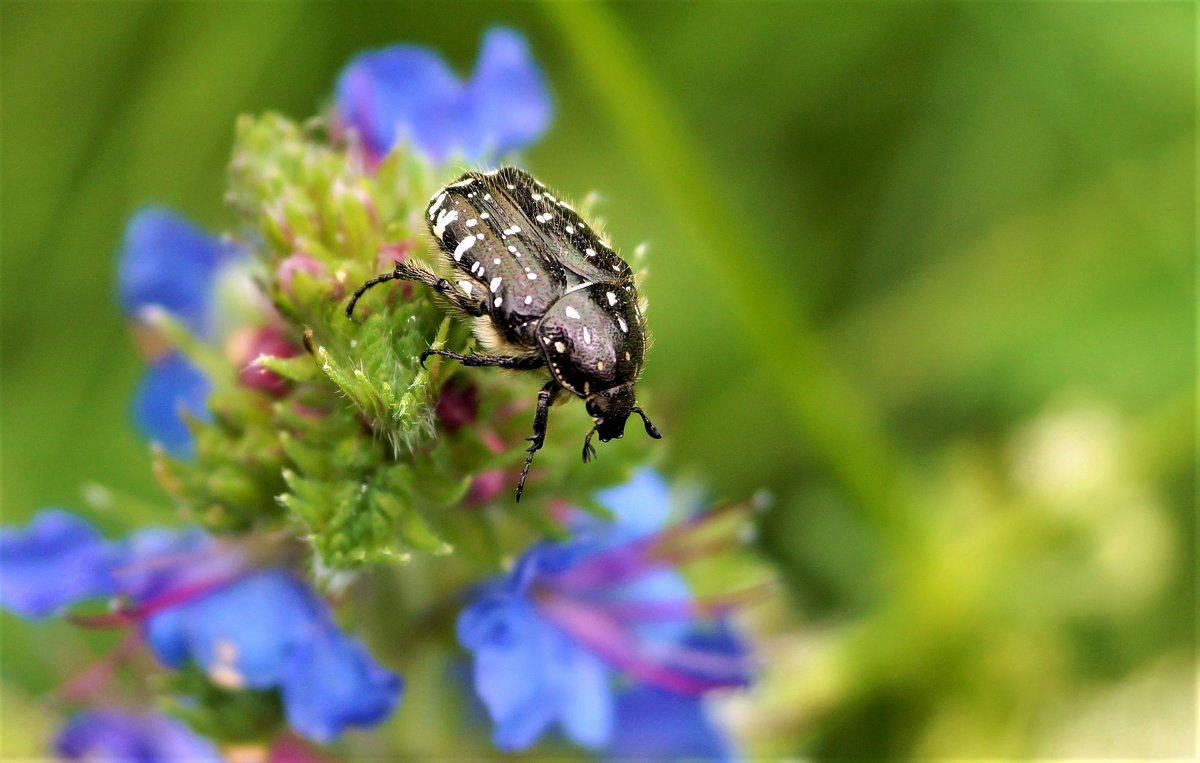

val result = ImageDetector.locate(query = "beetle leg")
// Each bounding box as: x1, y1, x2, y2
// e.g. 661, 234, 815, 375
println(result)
516, 379, 562, 502
419, 349, 544, 370
347, 262, 486, 320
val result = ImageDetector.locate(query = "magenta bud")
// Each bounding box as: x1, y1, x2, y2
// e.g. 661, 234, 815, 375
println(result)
435, 382, 479, 433
229, 326, 302, 396
466, 469, 507, 505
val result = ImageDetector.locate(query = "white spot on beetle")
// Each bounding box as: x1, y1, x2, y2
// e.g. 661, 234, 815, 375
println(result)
554, 341, 566, 353
625, 351, 632, 361
565, 306, 581, 319
493, 258, 501, 265
565, 225, 575, 234
490, 276, 502, 292
502, 225, 522, 236
542, 336, 551, 344
494, 296, 503, 307
480, 211, 490, 219
507, 245, 517, 253
527, 272, 537, 280
459, 280, 474, 296
535, 212, 553, 223
483, 193, 492, 201
583, 327, 592, 344
466, 218, 478, 227
617, 317, 628, 333
432, 208, 458, 239
597, 361, 605, 371
449, 177, 474, 188
606, 291, 617, 306
428, 192, 447, 219
585, 248, 596, 257
453, 236, 475, 261
484, 169, 499, 176
506, 183, 516, 190
532, 192, 543, 201
524, 295, 533, 305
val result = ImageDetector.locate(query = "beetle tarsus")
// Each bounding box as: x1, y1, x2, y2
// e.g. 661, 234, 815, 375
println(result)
582, 426, 599, 463
516, 380, 561, 502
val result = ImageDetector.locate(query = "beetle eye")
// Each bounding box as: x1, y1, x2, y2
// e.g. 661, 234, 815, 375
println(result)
585, 400, 600, 418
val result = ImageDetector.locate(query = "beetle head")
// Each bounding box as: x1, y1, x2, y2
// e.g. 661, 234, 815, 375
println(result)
583, 385, 662, 462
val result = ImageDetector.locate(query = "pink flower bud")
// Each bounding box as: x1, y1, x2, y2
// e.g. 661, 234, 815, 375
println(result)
228, 326, 302, 396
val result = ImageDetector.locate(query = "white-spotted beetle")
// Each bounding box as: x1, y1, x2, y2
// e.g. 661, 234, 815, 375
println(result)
347, 167, 662, 501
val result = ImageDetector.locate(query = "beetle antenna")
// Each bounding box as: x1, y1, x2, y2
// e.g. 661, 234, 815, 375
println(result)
582, 425, 599, 463
632, 407, 662, 439
346, 265, 404, 321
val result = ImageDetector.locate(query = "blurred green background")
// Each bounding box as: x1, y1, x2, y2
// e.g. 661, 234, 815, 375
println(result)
1, 1, 1194, 758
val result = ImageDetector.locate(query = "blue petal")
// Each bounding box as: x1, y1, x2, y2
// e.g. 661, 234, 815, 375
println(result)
335, 45, 463, 163
605, 686, 733, 763
556, 635, 614, 749
0, 510, 120, 619
145, 570, 319, 689
55, 710, 222, 763
115, 527, 244, 604
131, 353, 211, 458
461, 598, 557, 750
610, 567, 693, 646
458, 594, 615, 751
595, 468, 674, 538
466, 28, 553, 162
333, 28, 550, 164
117, 207, 232, 337
281, 626, 403, 743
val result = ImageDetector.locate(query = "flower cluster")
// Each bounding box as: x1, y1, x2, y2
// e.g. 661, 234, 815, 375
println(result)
3, 26, 762, 760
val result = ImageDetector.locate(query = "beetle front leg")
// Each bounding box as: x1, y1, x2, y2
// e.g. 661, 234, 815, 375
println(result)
347, 262, 486, 320
419, 349, 544, 370
516, 379, 562, 502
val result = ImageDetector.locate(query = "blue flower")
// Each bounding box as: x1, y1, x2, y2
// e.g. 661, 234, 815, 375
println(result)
131, 353, 211, 458
605, 625, 749, 762
334, 27, 551, 165
55, 709, 222, 763
457, 469, 751, 752
605, 687, 733, 763
118, 207, 239, 338
117, 207, 241, 457
0, 510, 122, 619
0, 510, 402, 744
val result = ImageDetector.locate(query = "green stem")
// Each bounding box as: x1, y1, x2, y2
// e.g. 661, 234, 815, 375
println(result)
541, 1, 917, 541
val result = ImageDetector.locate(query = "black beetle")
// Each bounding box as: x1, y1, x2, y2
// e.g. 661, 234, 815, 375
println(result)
347, 167, 661, 501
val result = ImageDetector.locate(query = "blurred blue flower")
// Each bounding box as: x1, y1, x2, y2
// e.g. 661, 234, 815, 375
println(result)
118, 207, 240, 338
117, 207, 242, 457
606, 687, 732, 763
0, 510, 402, 744
457, 469, 751, 752
334, 27, 551, 165
0, 509, 122, 619
131, 353, 211, 458
55, 709, 222, 763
